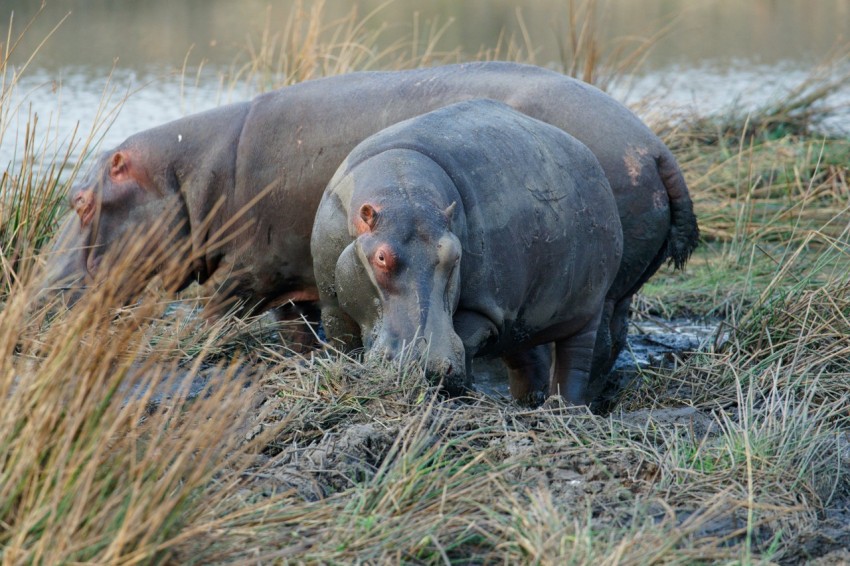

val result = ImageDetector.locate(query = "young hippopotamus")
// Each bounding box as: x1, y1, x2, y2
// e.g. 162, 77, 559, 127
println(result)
311, 100, 624, 405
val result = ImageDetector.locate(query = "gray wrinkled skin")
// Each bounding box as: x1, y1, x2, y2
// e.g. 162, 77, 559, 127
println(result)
312, 100, 624, 405
39, 61, 698, 383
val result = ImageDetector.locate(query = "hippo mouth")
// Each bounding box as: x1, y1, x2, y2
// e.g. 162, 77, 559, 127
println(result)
66, 194, 100, 283
72, 187, 108, 281
80, 221, 99, 281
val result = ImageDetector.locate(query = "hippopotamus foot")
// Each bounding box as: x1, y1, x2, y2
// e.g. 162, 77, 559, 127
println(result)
552, 312, 603, 405
503, 345, 552, 407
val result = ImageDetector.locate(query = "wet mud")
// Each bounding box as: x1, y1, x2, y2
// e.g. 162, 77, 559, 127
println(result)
126, 313, 848, 561
473, 317, 719, 402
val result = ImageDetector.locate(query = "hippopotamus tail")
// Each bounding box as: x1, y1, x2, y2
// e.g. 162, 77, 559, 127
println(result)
657, 148, 699, 269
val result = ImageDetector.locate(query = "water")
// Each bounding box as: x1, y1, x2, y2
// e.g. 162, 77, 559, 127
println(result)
2, 0, 849, 169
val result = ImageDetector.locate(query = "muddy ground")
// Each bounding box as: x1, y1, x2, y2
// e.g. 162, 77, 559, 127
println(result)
140, 315, 849, 562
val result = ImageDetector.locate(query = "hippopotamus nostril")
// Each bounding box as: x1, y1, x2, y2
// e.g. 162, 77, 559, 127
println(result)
71, 189, 97, 227
368, 340, 398, 363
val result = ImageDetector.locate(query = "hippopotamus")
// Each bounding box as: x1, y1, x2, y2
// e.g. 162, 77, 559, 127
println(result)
40, 61, 698, 388
311, 100, 624, 404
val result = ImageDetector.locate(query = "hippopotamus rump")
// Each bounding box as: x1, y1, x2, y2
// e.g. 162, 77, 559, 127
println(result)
311, 100, 624, 405
39, 61, 697, 388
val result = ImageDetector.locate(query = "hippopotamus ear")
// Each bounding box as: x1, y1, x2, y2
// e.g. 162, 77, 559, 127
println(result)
109, 151, 147, 185
357, 203, 379, 233
109, 152, 130, 180
443, 201, 457, 229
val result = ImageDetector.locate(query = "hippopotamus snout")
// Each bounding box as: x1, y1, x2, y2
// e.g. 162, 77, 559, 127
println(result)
368, 324, 468, 392
35, 213, 92, 309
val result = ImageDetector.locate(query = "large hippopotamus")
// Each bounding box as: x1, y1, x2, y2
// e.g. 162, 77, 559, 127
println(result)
311, 100, 624, 404
40, 61, 698, 386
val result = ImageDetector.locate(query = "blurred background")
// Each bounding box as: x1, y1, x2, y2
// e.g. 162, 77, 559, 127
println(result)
3, 0, 849, 165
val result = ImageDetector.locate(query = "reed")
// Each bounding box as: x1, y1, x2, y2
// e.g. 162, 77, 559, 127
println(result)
553, 0, 674, 91
2, 2, 849, 564
218, 0, 460, 96
635, 46, 849, 320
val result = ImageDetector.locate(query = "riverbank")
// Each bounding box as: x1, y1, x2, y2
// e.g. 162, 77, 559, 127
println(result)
1, 7, 849, 564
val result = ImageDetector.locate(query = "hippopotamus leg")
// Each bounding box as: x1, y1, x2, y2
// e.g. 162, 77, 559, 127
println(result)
591, 299, 617, 383
453, 310, 496, 353
318, 303, 362, 352
503, 345, 552, 407
586, 295, 634, 404
452, 309, 498, 383
608, 296, 633, 371
552, 310, 604, 405
270, 302, 322, 353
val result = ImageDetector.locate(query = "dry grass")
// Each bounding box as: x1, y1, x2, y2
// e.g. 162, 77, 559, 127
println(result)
1, 8, 72, 293
2, 2, 849, 564
552, 0, 675, 92
634, 132, 849, 319
150, 289, 848, 563
0, 240, 268, 563
218, 0, 461, 95
217, 0, 663, 97
636, 47, 849, 319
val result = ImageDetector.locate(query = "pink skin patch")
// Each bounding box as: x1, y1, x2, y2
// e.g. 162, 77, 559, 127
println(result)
355, 203, 382, 235
278, 288, 320, 303
624, 146, 650, 186
370, 243, 397, 289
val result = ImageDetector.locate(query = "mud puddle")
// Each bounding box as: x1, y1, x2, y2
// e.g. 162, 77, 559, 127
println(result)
119, 362, 256, 411
472, 317, 720, 400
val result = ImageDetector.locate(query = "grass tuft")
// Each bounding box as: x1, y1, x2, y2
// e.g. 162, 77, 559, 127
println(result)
2, 2, 849, 564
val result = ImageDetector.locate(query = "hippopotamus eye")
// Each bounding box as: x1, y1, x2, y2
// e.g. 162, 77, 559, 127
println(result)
372, 244, 396, 272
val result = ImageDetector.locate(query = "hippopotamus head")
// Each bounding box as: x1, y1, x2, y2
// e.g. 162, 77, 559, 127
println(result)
38, 147, 191, 306
335, 162, 468, 390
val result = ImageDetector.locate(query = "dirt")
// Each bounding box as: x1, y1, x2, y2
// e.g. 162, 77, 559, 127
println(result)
249, 421, 397, 501
142, 314, 848, 562
241, 393, 761, 557
783, 524, 850, 565
245, 398, 668, 521
779, 431, 850, 564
